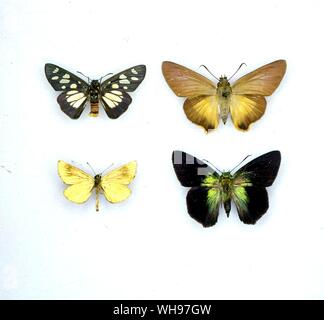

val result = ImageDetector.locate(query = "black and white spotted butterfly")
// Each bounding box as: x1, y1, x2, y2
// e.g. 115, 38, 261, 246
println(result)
45, 63, 146, 119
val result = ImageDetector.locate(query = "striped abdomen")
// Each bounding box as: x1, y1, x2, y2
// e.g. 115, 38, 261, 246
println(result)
89, 102, 99, 117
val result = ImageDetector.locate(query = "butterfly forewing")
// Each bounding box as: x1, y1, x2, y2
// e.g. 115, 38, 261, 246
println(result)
99, 65, 146, 119
231, 60, 287, 96
172, 151, 215, 187
162, 61, 216, 97
234, 151, 281, 187
45, 63, 89, 92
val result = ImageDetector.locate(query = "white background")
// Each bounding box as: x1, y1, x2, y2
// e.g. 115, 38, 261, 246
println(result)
0, 0, 323, 299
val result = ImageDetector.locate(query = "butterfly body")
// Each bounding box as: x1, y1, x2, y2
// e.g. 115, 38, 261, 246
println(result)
162, 60, 286, 131
216, 77, 232, 123
45, 63, 146, 119
172, 151, 281, 227
89, 80, 100, 117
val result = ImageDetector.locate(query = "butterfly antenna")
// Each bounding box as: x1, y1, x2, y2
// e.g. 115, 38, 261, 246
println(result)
202, 159, 222, 173
228, 63, 246, 80
100, 163, 114, 175
230, 154, 251, 173
199, 65, 220, 81
86, 162, 96, 175
100, 73, 113, 84
77, 71, 91, 83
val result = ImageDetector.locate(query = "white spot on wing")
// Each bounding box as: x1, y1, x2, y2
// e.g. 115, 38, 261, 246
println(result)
71, 97, 87, 109
61, 85, 66, 89
119, 79, 130, 84
60, 79, 70, 84
102, 96, 116, 108
66, 90, 78, 95
123, 86, 128, 90
131, 68, 138, 74
53, 68, 59, 73
70, 84, 77, 89
51, 76, 59, 80
131, 77, 138, 81
105, 93, 122, 103
119, 74, 127, 79
112, 84, 119, 89
63, 74, 70, 79
67, 92, 85, 102
111, 90, 122, 95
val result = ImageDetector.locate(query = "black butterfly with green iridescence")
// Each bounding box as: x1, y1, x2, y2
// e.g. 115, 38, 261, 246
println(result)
45, 63, 146, 119
172, 150, 281, 227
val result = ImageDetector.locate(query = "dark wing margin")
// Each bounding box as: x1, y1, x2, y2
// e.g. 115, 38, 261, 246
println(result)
101, 90, 132, 119
57, 91, 88, 119
172, 151, 215, 187
234, 151, 281, 187
100, 65, 146, 119
186, 187, 220, 227
44, 63, 89, 92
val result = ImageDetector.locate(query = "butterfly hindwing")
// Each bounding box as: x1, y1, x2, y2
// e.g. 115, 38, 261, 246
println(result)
100, 65, 146, 119
232, 151, 281, 224
172, 151, 221, 227
184, 95, 219, 131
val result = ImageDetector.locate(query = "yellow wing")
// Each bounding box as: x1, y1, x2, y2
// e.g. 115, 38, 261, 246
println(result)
58, 160, 94, 204
184, 95, 219, 131
162, 61, 217, 97
230, 60, 286, 131
230, 95, 266, 131
100, 161, 137, 203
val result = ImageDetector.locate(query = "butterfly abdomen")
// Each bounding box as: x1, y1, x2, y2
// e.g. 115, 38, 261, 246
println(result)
90, 101, 99, 117
89, 80, 100, 117
224, 200, 231, 217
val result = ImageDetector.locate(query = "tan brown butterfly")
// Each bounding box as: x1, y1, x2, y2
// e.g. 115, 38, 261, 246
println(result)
162, 60, 286, 132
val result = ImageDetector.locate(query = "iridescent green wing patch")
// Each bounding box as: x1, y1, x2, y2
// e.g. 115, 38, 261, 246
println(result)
185, 173, 221, 228
232, 173, 252, 221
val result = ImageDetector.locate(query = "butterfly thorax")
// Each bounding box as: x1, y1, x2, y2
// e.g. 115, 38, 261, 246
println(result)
202, 172, 234, 216
217, 77, 232, 124
94, 174, 102, 187
89, 80, 101, 117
